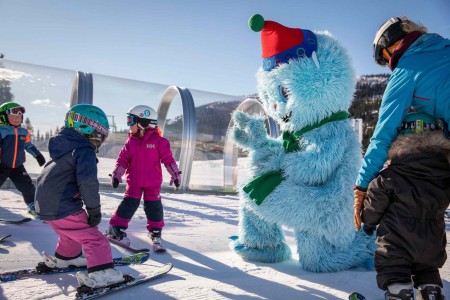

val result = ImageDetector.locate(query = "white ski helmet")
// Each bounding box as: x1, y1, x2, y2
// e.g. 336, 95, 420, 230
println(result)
127, 105, 158, 129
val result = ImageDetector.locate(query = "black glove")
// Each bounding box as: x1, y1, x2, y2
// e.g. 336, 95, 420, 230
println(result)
112, 177, 119, 188
86, 205, 102, 227
109, 174, 120, 188
363, 224, 376, 236
36, 154, 46, 167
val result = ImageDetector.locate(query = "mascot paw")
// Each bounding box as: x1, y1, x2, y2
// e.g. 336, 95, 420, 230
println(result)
231, 111, 268, 149
229, 238, 292, 263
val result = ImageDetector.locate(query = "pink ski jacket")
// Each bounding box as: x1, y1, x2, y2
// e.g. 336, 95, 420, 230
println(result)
115, 128, 176, 188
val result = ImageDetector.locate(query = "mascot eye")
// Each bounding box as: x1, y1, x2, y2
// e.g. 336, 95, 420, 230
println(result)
278, 85, 289, 103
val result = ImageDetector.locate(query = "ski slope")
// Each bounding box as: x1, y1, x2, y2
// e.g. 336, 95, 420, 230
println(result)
1, 189, 449, 300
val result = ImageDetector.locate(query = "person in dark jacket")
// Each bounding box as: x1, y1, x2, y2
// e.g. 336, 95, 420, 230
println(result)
354, 15, 450, 233
362, 112, 450, 300
0, 102, 45, 215
35, 104, 124, 289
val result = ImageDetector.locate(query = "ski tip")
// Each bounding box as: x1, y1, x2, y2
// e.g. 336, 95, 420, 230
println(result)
163, 262, 173, 272
349, 292, 366, 300
139, 252, 150, 263
0, 275, 17, 282
228, 235, 239, 241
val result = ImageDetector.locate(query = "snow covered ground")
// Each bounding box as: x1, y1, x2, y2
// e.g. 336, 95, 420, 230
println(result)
1, 188, 450, 300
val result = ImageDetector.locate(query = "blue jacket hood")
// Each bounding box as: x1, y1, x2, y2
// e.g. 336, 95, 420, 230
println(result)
48, 127, 94, 160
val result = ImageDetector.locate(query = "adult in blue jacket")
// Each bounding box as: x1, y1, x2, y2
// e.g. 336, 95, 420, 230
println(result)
353, 16, 450, 231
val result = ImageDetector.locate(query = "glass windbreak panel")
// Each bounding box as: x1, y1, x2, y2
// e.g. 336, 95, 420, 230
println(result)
1, 59, 246, 191
1, 60, 74, 177
92, 74, 171, 183
188, 90, 243, 191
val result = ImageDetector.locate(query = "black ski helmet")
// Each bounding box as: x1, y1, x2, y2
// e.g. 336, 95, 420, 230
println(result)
373, 16, 409, 66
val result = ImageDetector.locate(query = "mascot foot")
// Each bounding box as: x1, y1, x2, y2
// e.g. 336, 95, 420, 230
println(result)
229, 237, 291, 263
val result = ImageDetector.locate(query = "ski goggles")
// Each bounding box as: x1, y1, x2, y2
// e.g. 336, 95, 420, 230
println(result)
127, 114, 137, 126
87, 129, 108, 149
6, 106, 25, 116
66, 111, 109, 137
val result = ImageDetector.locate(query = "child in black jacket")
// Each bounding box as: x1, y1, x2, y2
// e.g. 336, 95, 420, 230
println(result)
362, 112, 450, 300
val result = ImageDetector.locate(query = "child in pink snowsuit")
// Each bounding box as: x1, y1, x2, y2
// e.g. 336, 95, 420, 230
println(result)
108, 105, 181, 247
35, 104, 124, 289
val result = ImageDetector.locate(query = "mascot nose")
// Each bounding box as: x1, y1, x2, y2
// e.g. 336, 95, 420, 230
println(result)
274, 103, 278, 110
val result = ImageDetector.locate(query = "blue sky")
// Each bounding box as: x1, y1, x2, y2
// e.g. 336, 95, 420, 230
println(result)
0, 0, 449, 96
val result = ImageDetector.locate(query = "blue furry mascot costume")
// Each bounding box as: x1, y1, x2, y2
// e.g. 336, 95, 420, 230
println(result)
230, 14, 376, 272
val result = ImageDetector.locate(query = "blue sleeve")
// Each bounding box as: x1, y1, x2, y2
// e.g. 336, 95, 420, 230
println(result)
73, 147, 100, 209
22, 129, 42, 158
24, 143, 42, 158
356, 71, 414, 188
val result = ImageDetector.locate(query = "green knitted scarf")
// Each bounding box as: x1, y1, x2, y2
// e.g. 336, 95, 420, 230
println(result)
243, 111, 349, 205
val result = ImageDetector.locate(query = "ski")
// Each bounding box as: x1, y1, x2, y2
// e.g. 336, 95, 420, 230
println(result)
152, 242, 166, 253
0, 252, 149, 282
149, 236, 166, 253
107, 235, 150, 253
0, 217, 32, 224
349, 292, 367, 300
75, 263, 173, 300
0, 234, 11, 242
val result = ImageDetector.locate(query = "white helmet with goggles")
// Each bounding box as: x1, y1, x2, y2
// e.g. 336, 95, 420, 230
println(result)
127, 105, 158, 129
0, 102, 26, 125
373, 16, 410, 66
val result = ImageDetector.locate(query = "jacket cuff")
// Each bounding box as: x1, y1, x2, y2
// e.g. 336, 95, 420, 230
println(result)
353, 185, 367, 192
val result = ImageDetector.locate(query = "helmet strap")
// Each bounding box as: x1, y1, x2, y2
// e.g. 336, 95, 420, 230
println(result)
0, 111, 8, 125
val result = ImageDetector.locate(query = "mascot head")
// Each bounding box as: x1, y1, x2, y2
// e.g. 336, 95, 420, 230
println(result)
249, 14, 356, 132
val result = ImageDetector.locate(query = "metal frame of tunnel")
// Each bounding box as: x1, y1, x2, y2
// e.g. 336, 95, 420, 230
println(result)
158, 86, 196, 192
70, 71, 93, 106
223, 98, 280, 190
71, 73, 196, 192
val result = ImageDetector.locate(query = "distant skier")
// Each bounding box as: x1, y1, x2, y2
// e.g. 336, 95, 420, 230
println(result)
354, 16, 450, 231
35, 104, 125, 288
0, 102, 46, 215
107, 105, 180, 251
361, 112, 450, 300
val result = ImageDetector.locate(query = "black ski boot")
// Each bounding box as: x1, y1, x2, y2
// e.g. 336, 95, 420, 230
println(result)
416, 285, 445, 300
107, 226, 130, 245
385, 289, 414, 300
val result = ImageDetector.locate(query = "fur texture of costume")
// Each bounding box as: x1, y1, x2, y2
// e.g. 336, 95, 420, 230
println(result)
230, 15, 376, 272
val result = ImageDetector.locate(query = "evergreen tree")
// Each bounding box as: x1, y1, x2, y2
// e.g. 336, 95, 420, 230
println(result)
0, 58, 15, 105
24, 117, 33, 133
